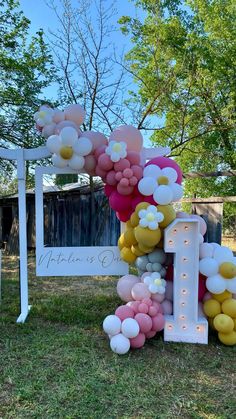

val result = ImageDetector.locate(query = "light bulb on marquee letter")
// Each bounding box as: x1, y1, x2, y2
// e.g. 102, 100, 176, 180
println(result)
164, 219, 208, 344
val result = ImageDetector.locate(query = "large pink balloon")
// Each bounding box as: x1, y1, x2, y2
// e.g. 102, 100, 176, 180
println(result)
55, 120, 81, 135
64, 104, 85, 126
109, 191, 133, 212
131, 283, 151, 301
116, 210, 133, 222
145, 157, 182, 184
82, 131, 108, 151
130, 332, 146, 348
115, 305, 134, 321
117, 275, 140, 302
190, 214, 207, 236
109, 125, 143, 152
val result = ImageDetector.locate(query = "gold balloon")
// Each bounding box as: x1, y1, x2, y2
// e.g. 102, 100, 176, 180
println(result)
134, 225, 161, 247
131, 245, 145, 257
120, 247, 137, 263
157, 204, 176, 228
130, 212, 139, 227
124, 228, 137, 247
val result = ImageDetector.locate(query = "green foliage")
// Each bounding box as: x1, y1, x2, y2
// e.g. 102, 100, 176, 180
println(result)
119, 0, 236, 209
0, 0, 56, 191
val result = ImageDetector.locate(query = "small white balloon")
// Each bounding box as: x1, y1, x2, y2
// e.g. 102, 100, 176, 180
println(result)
69, 155, 85, 170
60, 127, 78, 146
138, 177, 156, 196
110, 333, 130, 355
121, 318, 140, 338
206, 274, 225, 294
213, 246, 233, 264
199, 258, 219, 277
199, 234, 204, 244
46, 135, 61, 154
74, 137, 92, 156
103, 315, 121, 336
154, 185, 173, 205
143, 164, 162, 179
52, 154, 67, 168
199, 243, 214, 259
161, 167, 178, 183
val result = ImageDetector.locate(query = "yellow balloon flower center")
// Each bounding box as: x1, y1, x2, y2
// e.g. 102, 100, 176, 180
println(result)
154, 278, 162, 286
219, 262, 236, 279
158, 176, 169, 185
113, 143, 122, 152
60, 146, 73, 160
146, 213, 155, 222
39, 111, 46, 118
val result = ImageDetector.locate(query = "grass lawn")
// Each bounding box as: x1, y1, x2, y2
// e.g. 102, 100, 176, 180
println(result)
0, 255, 235, 419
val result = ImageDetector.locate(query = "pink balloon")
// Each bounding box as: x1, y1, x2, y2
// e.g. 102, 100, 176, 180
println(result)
55, 120, 81, 134
145, 157, 182, 184
117, 184, 134, 196
106, 171, 117, 186
142, 298, 152, 307
98, 154, 113, 171
130, 332, 146, 348
138, 303, 149, 314
114, 159, 130, 172
152, 293, 165, 303
109, 125, 143, 152
202, 291, 212, 302
145, 330, 156, 339
131, 283, 151, 301
127, 301, 140, 314
115, 305, 135, 321
117, 275, 140, 302
104, 184, 115, 197
127, 151, 141, 165
64, 103, 85, 126
42, 123, 57, 138
95, 166, 107, 179
94, 145, 106, 159
109, 191, 133, 212
190, 214, 207, 236
116, 210, 132, 222
135, 313, 152, 333
53, 109, 65, 123
84, 155, 96, 176
161, 299, 173, 315
82, 131, 108, 151
148, 306, 158, 317
152, 313, 165, 332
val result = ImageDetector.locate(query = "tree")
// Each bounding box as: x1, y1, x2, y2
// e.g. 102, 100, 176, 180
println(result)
0, 0, 55, 191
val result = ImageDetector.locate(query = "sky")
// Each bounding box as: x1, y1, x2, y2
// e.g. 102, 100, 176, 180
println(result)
18, 0, 153, 145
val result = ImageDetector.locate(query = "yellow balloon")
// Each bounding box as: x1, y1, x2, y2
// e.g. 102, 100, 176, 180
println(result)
126, 220, 132, 229
219, 262, 236, 279
212, 290, 232, 303
134, 225, 161, 247
131, 245, 145, 257
120, 247, 137, 264
135, 202, 149, 214
203, 299, 221, 318
130, 212, 139, 228
157, 205, 176, 228
234, 318, 236, 331
218, 330, 236, 346
213, 314, 234, 334
118, 234, 125, 250
124, 228, 137, 247
138, 243, 154, 254
222, 298, 236, 318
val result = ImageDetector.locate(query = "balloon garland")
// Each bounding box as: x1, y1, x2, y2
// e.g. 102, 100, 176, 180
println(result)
35, 103, 236, 352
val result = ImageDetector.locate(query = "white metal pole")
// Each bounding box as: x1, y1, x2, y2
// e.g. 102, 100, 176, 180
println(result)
16, 149, 31, 323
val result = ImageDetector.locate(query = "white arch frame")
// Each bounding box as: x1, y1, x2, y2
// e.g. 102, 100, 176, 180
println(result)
0, 144, 170, 323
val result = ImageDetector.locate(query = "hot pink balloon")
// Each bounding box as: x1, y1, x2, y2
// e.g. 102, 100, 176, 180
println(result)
64, 103, 85, 126
104, 184, 115, 197
109, 191, 133, 212
116, 210, 132, 222
109, 125, 143, 152
130, 332, 146, 348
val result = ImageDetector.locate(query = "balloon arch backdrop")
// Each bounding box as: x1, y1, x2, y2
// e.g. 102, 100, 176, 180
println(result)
1, 103, 236, 354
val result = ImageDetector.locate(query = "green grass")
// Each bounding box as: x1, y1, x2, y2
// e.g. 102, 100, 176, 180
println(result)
0, 256, 235, 419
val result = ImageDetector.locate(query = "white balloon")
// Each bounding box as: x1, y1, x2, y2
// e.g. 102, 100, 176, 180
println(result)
110, 333, 130, 355
69, 155, 85, 170
60, 127, 78, 146
199, 243, 214, 259
103, 315, 121, 336
213, 246, 233, 264
161, 167, 178, 183
206, 274, 226, 294
226, 278, 236, 293
199, 258, 219, 277
199, 234, 204, 244
153, 185, 173, 205
74, 137, 92, 156
52, 154, 67, 168
46, 135, 61, 154
121, 318, 140, 338
170, 183, 183, 201
138, 177, 156, 196
143, 164, 161, 179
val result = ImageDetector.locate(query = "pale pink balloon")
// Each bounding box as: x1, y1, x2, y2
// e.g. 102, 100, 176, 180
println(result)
148, 306, 158, 317
114, 159, 130, 172
42, 123, 57, 138
165, 281, 173, 301
115, 305, 135, 321
130, 332, 146, 348
152, 313, 165, 332
98, 154, 113, 171
84, 155, 96, 176
145, 330, 156, 339
117, 275, 140, 303
138, 303, 149, 314
82, 131, 108, 151
127, 301, 140, 314
55, 120, 81, 134
117, 184, 134, 196
131, 283, 151, 301
109, 125, 143, 152
94, 145, 106, 159
95, 166, 107, 179
127, 151, 141, 165
106, 171, 117, 186
64, 103, 85, 126
152, 293, 165, 303
135, 313, 152, 333
161, 299, 173, 315
190, 214, 207, 236
53, 109, 65, 123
